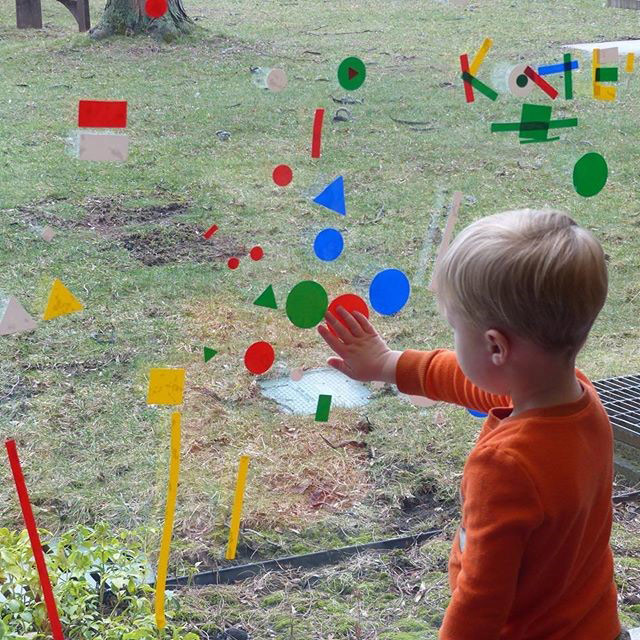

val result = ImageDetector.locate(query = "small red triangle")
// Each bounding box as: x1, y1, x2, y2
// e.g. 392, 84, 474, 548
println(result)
348, 67, 358, 80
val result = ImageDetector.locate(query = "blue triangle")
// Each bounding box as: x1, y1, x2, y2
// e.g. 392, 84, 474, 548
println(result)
313, 176, 346, 215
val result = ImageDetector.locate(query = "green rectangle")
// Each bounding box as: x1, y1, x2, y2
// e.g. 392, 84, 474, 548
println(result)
564, 53, 573, 100
315, 394, 332, 422
596, 67, 618, 82
461, 71, 498, 101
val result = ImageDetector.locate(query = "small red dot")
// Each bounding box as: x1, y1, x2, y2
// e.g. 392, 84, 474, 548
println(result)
272, 164, 293, 187
250, 246, 264, 261
228, 257, 240, 269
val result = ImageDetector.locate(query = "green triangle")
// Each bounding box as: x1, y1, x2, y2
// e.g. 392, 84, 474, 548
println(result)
204, 346, 218, 362
254, 285, 277, 310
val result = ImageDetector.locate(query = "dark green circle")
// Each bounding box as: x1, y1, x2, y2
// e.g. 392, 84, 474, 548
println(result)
286, 280, 329, 329
573, 152, 608, 198
338, 56, 366, 91
516, 74, 528, 88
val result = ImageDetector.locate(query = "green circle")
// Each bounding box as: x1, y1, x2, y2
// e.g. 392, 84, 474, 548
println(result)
286, 280, 329, 329
573, 152, 608, 198
338, 56, 366, 91
516, 74, 528, 88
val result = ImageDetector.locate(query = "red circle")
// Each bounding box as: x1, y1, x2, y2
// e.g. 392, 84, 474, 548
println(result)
327, 293, 370, 337
145, 0, 167, 18
244, 341, 275, 375
250, 246, 264, 261
228, 257, 240, 270
272, 164, 293, 187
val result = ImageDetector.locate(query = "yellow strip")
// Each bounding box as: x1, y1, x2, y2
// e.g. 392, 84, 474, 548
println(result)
154, 411, 181, 630
469, 38, 492, 76
226, 455, 250, 560
626, 52, 635, 73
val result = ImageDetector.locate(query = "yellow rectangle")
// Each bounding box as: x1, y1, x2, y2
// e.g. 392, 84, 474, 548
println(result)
469, 38, 492, 76
626, 53, 634, 73
226, 455, 250, 561
147, 368, 186, 405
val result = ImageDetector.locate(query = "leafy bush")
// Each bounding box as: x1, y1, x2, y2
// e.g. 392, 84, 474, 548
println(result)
0, 523, 199, 639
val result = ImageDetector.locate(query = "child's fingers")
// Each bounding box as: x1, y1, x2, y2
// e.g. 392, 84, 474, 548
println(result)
317, 323, 348, 357
327, 357, 354, 379
324, 310, 353, 343
352, 311, 378, 335
336, 307, 365, 337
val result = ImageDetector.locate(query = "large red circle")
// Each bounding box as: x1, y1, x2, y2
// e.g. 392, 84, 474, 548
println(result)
145, 0, 167, 18
327, 293, 370, 337
272, 164, 293, 187
244, 341, 275, 374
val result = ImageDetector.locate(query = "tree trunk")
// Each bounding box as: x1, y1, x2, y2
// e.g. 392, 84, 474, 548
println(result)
89, 0, 194, 42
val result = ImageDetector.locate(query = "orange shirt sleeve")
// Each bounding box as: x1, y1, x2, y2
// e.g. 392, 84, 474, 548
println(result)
396, 348, 512, 413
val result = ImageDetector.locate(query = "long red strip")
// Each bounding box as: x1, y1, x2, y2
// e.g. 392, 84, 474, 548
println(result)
5, 440, 64, 640
460, 54, 474, 103
524, 66, 558, 99
78, 100, 128, 128
311, 108, 325, 158
203, 223, 218, 239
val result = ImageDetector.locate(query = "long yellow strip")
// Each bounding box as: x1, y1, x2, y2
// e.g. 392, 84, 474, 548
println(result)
469, 38, 492, 76
155, 411, 181, 629
226, 455, 250, 560
626, 52, 635, 73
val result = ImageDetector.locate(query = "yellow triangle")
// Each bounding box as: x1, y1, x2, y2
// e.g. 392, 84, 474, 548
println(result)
43, 278, 84, 321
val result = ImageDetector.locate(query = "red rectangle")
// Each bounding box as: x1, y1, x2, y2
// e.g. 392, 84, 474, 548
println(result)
203, 224, 219, 239
78, 100, 128, 128
524, 67, 558, 100
460, 54, 474, 103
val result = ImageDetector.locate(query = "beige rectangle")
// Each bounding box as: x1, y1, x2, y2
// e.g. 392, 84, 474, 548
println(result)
78, 132, 129, 162
599, 46, 619, 64
428, 191, 463, 293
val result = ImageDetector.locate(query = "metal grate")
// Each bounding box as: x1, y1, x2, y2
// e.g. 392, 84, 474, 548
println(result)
592, 375, 640, 450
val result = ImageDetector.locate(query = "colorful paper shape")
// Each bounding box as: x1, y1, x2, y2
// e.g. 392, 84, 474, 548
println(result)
0, 296, 37, 336
460, 71, 498, 101
266, 69, 287, 92
469, 38, 492, 76
78, 133, 129, 162
311, 108, 325, 158
313, 176, 346, 215
204, 347, 217, 362
593, 48, 617, 101
491, 103, 578, 144
286, 280, 329, 328
337, 57, 366, 90
244, 341, 275, 374
147, 368, 186, 405
78, 99, 127, 128
43, 278, 84, 321
573, 152, 608, 198
327, 293, 369, 338
273, 164, 293, 186
508, 63, 534, 97
41, 226, 55, 242
226, 455, 250, 560
537, 59, 579, 76
523, 66, 558, 99
315, 394, 332, 422
369, 269, 411, 316
314, 228, 344, 261
254, 285, 277, 309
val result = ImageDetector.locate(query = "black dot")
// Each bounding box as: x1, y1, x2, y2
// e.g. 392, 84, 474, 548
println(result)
516, 74, 528, 88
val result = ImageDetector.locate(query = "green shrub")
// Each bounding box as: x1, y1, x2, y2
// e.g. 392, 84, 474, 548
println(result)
0, 524, 199, 639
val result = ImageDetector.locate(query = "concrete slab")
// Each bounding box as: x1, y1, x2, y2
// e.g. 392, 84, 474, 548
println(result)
259, 367, 371, 415
629, 627, 640, 640
563, 40, 640, 55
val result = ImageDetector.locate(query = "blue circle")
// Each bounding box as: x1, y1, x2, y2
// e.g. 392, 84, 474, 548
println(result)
313, 228, 344, 261
467, 408, 488, 418
369, 268, 411, 315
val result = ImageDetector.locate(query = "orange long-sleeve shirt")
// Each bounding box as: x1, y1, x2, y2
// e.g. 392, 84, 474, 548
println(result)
396, 348, 622, 640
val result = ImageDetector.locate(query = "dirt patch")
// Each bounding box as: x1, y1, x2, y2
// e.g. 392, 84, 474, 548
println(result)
118, 222, 245, 266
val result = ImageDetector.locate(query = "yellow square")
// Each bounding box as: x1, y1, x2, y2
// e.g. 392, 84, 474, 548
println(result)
147, 368, 185, 405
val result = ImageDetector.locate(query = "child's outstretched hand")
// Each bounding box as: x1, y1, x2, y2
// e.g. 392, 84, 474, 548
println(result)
317, 307, 400, 383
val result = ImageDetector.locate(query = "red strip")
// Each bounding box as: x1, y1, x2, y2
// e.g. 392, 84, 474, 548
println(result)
5, 440, 64, 640
524, 66, 558, 99
460, 54, 474, 103
311, 108, 325, 158
78, 100, 128, 128
203, 223, 218, 239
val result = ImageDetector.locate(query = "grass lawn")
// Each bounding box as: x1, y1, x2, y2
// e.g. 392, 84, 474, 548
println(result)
1, 0, 640, 637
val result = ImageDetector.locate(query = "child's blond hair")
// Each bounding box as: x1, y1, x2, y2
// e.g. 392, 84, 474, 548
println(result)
432, 208, 608, 360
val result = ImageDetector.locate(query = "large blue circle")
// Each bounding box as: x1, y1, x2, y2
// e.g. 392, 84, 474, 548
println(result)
369, 268, 410, 315
313, 228, 344, 261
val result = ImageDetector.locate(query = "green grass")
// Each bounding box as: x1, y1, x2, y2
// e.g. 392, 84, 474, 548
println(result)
1, 0, 640, 637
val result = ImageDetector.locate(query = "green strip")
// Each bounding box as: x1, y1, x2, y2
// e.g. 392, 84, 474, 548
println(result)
547, 118, 578, 129
521, 137, 560, 144
564, 53, 573, 100
461, 71, 498, 101
315, 394, 332, 422
491, 122, 521, 132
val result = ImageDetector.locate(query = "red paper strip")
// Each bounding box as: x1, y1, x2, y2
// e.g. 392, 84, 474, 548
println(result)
460, 54, 474, 103
524, 66, 558, 100
78, 100, 128, 128
203, 223, 218, 239
311, 108, 325, 158
5, 440, 64, 640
